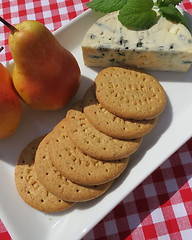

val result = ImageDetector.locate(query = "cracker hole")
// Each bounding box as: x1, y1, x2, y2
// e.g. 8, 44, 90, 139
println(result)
41, 199, 44, 203
68, 152, 72, 156
85, 161, 90, 167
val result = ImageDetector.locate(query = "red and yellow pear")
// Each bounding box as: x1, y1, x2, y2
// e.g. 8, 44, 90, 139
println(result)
0, 17, 81, 110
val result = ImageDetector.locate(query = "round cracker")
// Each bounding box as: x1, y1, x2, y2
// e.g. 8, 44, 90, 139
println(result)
34, 134, 113, 202
49, 119, 129, 186
83, 85, 157, 139
14, 137, 74, 212
95, 67, 166, 120
65, 100, 142, 161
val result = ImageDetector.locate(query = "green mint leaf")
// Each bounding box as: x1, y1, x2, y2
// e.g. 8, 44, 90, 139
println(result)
118, 0, 158, 30
159, 5, 189, 28
87, 0, 127, 13
122, 0, 154, 11
157, 0, 182, 7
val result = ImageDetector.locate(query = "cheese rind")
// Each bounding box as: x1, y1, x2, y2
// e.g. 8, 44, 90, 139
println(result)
82, 12, 192, 72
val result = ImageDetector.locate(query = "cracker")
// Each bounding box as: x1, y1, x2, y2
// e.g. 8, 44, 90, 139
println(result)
34, 134, 113, 202
49, 119, 129, 186
65, 100, 142, 161
83, 85, 158, 139
95, 67, 167, 120
14, 137, 74, 212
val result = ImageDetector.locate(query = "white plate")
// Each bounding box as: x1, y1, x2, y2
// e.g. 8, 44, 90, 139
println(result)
0, 9, 192, 240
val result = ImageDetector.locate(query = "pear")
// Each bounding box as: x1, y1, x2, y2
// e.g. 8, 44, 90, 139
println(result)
0, 17, 81, 110
0, 49, 22, 139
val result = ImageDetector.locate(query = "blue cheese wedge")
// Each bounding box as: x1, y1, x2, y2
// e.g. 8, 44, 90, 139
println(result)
82, 12, 192, 72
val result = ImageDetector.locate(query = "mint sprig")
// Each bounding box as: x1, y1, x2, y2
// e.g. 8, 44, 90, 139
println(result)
87, 0, 187, 30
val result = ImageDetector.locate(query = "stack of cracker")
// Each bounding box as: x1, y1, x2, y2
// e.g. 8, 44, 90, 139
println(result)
14, 67, 167, 212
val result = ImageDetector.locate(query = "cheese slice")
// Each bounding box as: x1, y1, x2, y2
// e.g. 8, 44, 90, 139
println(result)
82, 12, 192, 72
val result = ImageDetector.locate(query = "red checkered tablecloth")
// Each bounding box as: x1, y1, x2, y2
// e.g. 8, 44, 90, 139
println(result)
0, 1, 192, 240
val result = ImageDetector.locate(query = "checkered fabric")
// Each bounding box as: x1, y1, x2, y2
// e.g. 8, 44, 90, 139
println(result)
180, 0, 192, 13
0, 1, 192, 240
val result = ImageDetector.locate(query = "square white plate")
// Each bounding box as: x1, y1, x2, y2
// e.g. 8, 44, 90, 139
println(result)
0, 9, 192, 240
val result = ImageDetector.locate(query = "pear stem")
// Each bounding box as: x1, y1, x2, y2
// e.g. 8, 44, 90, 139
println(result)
0, 17, 18, 34
0, 46, 4, 52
